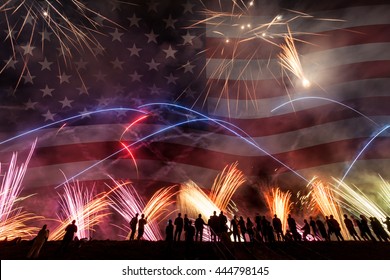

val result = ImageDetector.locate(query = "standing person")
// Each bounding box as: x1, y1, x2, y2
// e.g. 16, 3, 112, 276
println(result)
301, 219, 311, 241
272, 214, 283, 241
352, 216, 369, 241
238, 216, 247, 242
219, 211, 228, 234
343, 214, 361, 241
60, 220, 77, 252
382, 217, 390, 233
208, 211, 218, 242
27, 224, 49, 259
174, 213, 184, 241
316, 217, 328, 241
129, 213, 139, 241
195, 214, 206, 241
255, 213, 262, 241
370, 217, 389, 242
261, 216, 270, 242
309, 216, 320, 240
360, 215, 376, 241
230, 215, 240, 242
246, 217, 255, 243
325, 216, 335, 240
137, 214, 147, 240
329, 215, 344, 241
183, 214, 190, 234
287, 214, 299, 241
165, 219, 174, 242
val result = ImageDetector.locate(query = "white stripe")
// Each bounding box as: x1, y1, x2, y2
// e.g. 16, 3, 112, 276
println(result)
207, 78, 390, 118
205, 5, 390, 38
24, 159, 220, 190
206, 43, 390, 80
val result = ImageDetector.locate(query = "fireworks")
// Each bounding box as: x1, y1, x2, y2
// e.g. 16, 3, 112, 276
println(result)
50, 179, 110, 241
107, 178, 177, 241
264, 187, 292, 233
0, 140, 41, 239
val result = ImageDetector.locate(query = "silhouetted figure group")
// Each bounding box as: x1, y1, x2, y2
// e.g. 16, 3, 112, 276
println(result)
128, 213, 148, 241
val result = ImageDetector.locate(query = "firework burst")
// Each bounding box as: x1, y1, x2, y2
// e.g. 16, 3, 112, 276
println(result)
0, 140, 41, 240
264, 187, 292, 233
50, 179, 110, 241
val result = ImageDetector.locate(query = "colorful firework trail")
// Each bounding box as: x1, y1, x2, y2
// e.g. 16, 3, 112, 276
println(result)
50, 179, 110, 241
332, 178, 388, 221
307, 178, 349, 239
264, 187, 292, 234
0, 140, 41, 239
107, 178, 177, 241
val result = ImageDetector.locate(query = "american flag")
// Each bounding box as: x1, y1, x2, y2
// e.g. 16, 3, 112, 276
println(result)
0, 0, 389, 238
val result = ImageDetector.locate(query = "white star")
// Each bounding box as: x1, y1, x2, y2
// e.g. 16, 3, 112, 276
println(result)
59, 97, 74, 109
4, 28, 16, 40
185, 88, 196, 99
146, 58, 160, 71
58, 72, 71, 84
145, 30, 158, 43
41, 85, 54, 97
39, 29, 52, 41
21, 44, 35, 56
4, 57, 18, 69
24, 99, 38, 110
149, 84, 161, 95
110, 28, 124, 42
182, 61, 195, 73
96, 96, 110, 106
79, 108, 92, 119
163, 15, 177, 29
23, 14, 35, 25
39, 57, 53, 71
163, 45, 177, 59
113, 83, 125, 94
111, 57, 124, 70
77, 85, 89, 95
182, 1, 195, 14
129, 71, 143, 82
94, 71, 106, 82
93, 45, 105, 56
128, 43, 141, 57
148, 1, 159, 13
23, 74, 35, 84
182, 31, 195, 45
116, 109, 128, 118
42, 110, 56, 122
165, 73, 178, 85
75, 59, 88, 70
93, 15, 105, 25
128, 14, 141, 27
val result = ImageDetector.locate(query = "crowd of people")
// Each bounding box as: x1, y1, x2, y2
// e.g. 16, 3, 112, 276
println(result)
156, 212, 390, 244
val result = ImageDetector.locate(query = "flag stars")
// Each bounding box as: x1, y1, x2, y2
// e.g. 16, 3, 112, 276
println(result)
4, 57, 18, 69
94, 71, 107, 82
59, 97, 74, 109
110, 28, 124, 42
75, 59, 88, 71
149, 84, 161, 95
128, 44, 141, 57
182, 61, 195, 73
39, 29, 52, 41
145, 30, 158, 43
20, 44, 35, 56
24, 99, 38, 110
146, 58, 160, 71
22, 74, 35, 84
58, 72, 71, 84
163, 15, 178, 29
42, 110, 56, 122
39, 57, 53, 71
148, 1, 159, 13
163, 45, 177, 59
92, 45, 105, 56
128, 14, 141, 27
111, 57, 124, 70
79, 108, 92, 119
77, 85, 89, 95
165, 73, 178, 85
182, 1, 195, 14
129, 71, 143, 82
182, 31, 195, 45
96, 96, 110, 106
40, 85, 54, 97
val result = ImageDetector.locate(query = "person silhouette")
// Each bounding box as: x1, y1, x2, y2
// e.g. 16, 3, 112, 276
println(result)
59, 220, 77, 252
309, 216, 320, 240
343, 214, 361, 241
246, 217, 255, 243
208, 211, 219, 242
301, 219, 311, 241
360, 215, 376, 241
27, 224, 49, 259
238, 216, 247, 242
329, 215, 344, 241
165, 219, 174, 242
315, 217, 328, 241
129, 213, 139, 240
287, 214, 300, 241
183, 214, 190, 233
137, 214, 147, 240
272, 214, 283, 241
174, 213, 184, 241
230, 215, 240, 242
219, 211, 228, 234
195, 214, 206, 241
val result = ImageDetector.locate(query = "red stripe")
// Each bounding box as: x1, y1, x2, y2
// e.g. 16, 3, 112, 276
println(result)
24, 137, 390, 176
206, 61, 390, 99
206, 25, 390, 60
